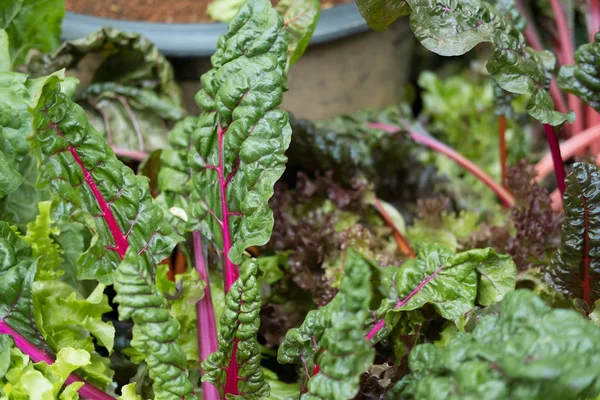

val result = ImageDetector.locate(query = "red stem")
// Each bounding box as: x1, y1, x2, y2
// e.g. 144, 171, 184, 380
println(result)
365, 266, 444, 341
499, 116, 508, 188
0, 321, 114, 400
543, 124, 567, 195
550, 0, 584, 135
47, 119, 128, 258
367, 122, 515, 207
536, 124, 600, 181
216, 123, 240, 397
373, 197, 415, 258
192, 231, 220, 400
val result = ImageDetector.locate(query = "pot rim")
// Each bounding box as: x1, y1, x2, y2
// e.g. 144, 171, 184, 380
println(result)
61, 2, 369, 57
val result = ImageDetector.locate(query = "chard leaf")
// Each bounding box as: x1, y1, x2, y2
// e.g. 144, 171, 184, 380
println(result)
0, 222, 46, 351
558, 32, 600, 112
31, 76, 180, 284
354, 0, 572, 125
32, 77, 193, 397
191, 0, 291, 274
394, 290, 600, 400
275, 0, 320, 70
114, 249, 196, 400
202, 258, 269, 398
27, 28, 186, 155
368, 246, 516, 341
207, 0, 245, 22
1, 0, 64, 67
278, 248, 375, 399
547, 162, 600, 305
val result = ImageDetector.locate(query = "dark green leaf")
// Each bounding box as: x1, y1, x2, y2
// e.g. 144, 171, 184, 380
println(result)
558, 32, 600, 112
31, 76, 181, 284
547, 162, 600, 305
278, 249, 375, 399
114, 249, 196, 400
191, 0, 290, 265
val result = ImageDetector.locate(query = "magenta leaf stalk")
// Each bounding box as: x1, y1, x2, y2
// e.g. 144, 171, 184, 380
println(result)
543, 124, 567, 195
367, 122, 515, 207
0, 320, 114, 400
193, 231, 220, 399
365, 266, 443, 341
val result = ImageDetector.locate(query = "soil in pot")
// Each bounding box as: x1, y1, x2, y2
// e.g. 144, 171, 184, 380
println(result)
65, 0, 350, 23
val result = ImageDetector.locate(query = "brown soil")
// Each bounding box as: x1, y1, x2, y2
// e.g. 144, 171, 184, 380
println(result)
65, 0, 350, 24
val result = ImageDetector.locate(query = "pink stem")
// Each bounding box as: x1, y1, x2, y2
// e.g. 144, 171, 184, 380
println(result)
543, 124, 567, 195
192, 231, 220, 400
0, 321, 114, 400
366, 266, 444, 341
367, 122, 515, 207
48, 119, 129, 258
535, 124, 600, 181
216, 123, 240, 397
111, 147, 148, 162
550, 0, 584, 135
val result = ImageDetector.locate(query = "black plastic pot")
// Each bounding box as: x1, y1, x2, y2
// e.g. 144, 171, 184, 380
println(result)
62, 3, 415, 120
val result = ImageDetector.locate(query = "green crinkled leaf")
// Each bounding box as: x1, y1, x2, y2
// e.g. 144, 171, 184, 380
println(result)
0, 154, 50, 232
547, 162, 600, 305
119, 383, 143, 400
27, 27, 186, 155
409, 0, 571, 125
1, 0, 64, 67
275, 0, 320, 70
394, 290, 600, 400
0, 65, 67, 200
370, 246, 516, 342
558, 31, 600, 112
0, 222, 47, 351
114, 248, 196, 400
191, 0, 291, 265
304, 249, 375, 400
355, 0, 572, 125
278, 249, 376, 399
31, 76, 181, 284
202, 258, 268, 398
156, 263, 205, 370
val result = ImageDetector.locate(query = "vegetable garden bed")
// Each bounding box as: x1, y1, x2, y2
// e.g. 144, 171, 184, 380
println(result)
2, 0, 600, 399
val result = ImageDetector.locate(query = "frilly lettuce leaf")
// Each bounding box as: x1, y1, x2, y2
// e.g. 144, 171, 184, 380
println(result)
0, 340, 91, 400
32, 281, 115, 389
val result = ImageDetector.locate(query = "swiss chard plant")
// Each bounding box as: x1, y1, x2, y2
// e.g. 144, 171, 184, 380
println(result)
3, 0, 600, 399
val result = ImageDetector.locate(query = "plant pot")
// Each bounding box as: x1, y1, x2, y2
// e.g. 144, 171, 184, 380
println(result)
62, 3, 415, 120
